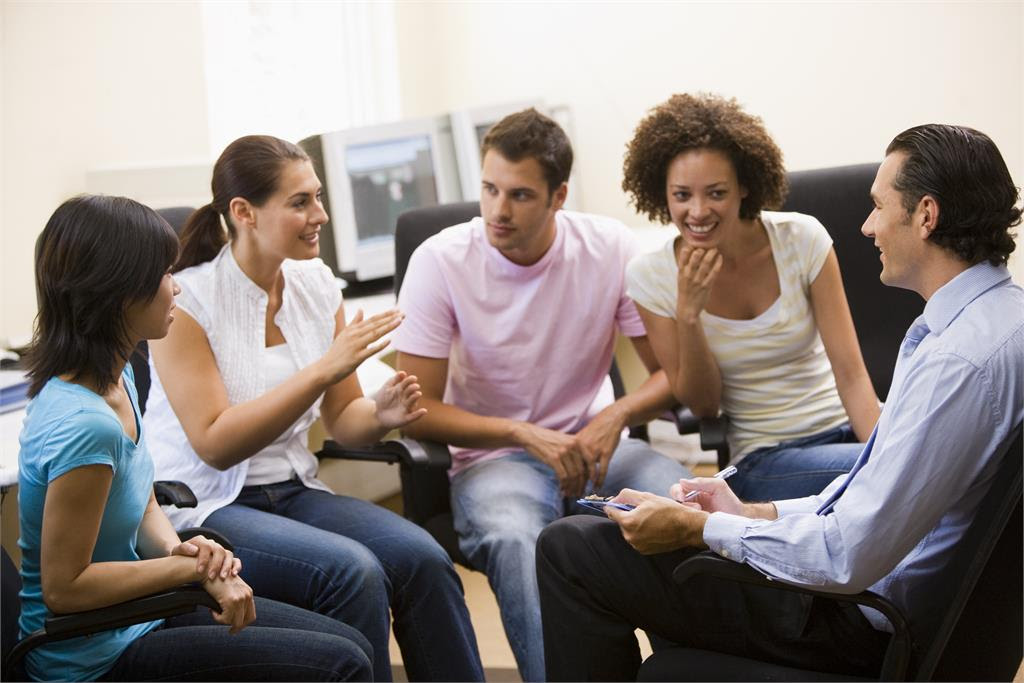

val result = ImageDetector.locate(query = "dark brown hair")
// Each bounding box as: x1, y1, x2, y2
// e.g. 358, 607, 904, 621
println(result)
27, 195, 179, 397
481, 108, 573, 195
886, 124, 1019, 265
176, 135, 308, 272
622, 93, 787, 223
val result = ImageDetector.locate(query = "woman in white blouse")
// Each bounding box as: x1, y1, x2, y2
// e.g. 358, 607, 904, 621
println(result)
622, 94, 881, 501
143, 135, 483, 682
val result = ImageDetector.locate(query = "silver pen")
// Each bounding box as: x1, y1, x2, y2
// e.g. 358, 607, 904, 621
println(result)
682, 465, 738, 501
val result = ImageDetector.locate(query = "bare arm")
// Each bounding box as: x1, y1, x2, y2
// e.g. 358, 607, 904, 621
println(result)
637, 305, 722, 416
396, 352, 522, 448
40, 465, 205, 613
150, 307, 399, 470
809, 250, 880, 441
397, 351, 590, 495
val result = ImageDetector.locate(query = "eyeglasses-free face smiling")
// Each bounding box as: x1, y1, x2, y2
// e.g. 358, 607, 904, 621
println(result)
665, 148, 749, 250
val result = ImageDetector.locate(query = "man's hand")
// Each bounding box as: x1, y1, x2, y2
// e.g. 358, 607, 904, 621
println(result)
605, 489, 708, 554
671, 476, 778, 520
574, 404, 628, 489
515, 423, 590, 497
170, 535, 241, 581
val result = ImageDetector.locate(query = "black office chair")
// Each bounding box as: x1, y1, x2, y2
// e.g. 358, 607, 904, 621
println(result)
637, 424, 1023, 682
2, 529, 222, 680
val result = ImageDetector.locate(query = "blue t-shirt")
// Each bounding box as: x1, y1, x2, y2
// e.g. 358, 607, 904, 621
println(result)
17, 366, 162, 681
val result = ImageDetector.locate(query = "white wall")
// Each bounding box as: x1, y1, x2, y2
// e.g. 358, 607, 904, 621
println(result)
394, 0, 1023, 278
1, 0, 211, 344
2, 0, 1022, 344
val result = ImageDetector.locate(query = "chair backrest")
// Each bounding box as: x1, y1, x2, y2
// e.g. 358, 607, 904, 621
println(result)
131, 207, 195, 414
1, 547, 21, 671
909, 424, 1022, 680
781, 164, 922, 399
394, 202, 481, 296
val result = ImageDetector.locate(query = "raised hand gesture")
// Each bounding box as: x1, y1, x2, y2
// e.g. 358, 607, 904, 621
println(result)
373, 370, 428, 430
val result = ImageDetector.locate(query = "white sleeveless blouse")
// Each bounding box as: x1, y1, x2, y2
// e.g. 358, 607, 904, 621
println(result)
144, 244, 342, 528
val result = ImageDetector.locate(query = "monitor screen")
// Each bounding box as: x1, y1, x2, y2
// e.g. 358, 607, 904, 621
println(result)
345, 135, 438, 245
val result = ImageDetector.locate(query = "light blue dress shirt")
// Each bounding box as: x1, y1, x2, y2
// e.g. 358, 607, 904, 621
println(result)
703, 262, 1024, 631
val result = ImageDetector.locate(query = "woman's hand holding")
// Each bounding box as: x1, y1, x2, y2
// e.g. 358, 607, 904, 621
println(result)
373, 371, 428, 430
201, 574, 257, 634
320, 309, 404, 385
676, 245, 723, 323
170, 535, 241, 581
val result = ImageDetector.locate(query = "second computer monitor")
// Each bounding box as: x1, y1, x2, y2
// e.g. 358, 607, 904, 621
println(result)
301, 115, 463, 283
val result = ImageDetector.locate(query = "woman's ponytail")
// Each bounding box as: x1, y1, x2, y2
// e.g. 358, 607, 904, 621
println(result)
174, 203, 227, 272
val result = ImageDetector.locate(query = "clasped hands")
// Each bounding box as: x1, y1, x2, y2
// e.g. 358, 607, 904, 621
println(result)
518, 406, 628, 498
170, 534, 254, 634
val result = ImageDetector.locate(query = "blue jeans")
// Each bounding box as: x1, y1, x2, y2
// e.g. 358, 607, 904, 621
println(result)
450, 438, 691, 682
204, 480, 483, 682
730, 425, 864, 502
101, 596, 373, 681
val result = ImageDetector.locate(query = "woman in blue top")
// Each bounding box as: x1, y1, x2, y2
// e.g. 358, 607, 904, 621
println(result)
17, 195, 372, 681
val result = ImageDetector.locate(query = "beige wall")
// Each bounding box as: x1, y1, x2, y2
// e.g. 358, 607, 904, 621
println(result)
1, 1, 1022, 344
1, 0, 211, 344
394, 0, 1024, 279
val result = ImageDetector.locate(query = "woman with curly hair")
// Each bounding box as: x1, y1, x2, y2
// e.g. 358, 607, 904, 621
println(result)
622, 93, 880, 500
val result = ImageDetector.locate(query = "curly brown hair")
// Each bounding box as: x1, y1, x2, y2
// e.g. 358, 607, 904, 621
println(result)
622, 93, 787, 223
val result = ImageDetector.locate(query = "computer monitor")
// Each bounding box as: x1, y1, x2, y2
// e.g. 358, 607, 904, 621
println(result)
450, 101, 583, 211
299, 115, 463, 283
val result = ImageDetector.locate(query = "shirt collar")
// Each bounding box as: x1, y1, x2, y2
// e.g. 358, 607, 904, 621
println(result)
923, 261, 1011, 335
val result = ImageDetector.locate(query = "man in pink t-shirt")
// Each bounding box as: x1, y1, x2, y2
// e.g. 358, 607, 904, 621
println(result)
392, 108, 690, 682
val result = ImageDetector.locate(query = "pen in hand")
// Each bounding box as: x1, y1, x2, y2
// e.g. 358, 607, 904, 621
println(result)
682, 465, 738, 502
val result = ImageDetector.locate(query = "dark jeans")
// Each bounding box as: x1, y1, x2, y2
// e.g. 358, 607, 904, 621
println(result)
204, 479, 483, 682
730, 425, 863, 502
537, 515, 890, 681
101, 596, 372, 681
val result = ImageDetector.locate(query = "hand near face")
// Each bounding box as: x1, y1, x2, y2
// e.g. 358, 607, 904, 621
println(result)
676, 245, 724, 322
604, 489, 708, 554
373, 370, 428, 430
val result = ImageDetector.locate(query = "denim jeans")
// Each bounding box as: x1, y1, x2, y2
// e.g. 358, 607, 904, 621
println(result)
100, 596, 373, 681
450, 438, 691, 682
204, 480, 483, 682
730, 424, 864, 502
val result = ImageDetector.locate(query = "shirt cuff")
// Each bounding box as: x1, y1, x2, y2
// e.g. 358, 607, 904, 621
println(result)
773, 496, 820, 517
703, 511, 755, 562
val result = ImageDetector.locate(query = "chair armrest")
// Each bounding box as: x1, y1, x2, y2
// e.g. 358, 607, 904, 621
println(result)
386, 438, 452, 470
7, 586, 219, 674
316, 439, 405, 465
673, 406, 701, 434
697, 416, 729, 454
153, 480, 198, 508
673, 552, 910, 679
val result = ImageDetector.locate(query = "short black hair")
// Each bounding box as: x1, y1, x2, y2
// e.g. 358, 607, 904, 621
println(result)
27, 195, 180, 397
886, 124, 1019, 265
481, 108, 573, 194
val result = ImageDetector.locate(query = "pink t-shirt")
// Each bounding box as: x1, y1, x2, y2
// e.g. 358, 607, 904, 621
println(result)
392, 211, 646, 474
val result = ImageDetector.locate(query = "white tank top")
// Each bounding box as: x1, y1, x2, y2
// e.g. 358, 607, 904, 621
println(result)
244, 343, 308, 485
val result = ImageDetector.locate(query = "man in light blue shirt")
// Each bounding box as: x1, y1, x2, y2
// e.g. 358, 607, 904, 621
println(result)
537, 124, 1024, 681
